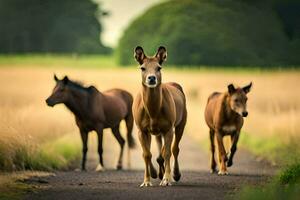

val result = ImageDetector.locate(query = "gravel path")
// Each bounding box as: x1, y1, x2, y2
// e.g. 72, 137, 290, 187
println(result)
24, 132, 276, 200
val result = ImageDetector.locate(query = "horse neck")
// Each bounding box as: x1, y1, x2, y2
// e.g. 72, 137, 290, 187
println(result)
65, 87, 90, 119
222, 93, 235, 119
142, 84, 162, 118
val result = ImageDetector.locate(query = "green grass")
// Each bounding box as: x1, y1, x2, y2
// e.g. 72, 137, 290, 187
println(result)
234, 133, 300, 200
0, 180, 34, 200
0, 54, 299, 73
0, 134, 81, 199
0, 54, 117, 68
27, 135, 81, 170
0, 134, 81, 171
234, 163, 300, 200
240, 133, 300, 165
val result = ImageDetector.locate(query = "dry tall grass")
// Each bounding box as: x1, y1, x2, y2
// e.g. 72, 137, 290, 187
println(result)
0, 65, 299, 170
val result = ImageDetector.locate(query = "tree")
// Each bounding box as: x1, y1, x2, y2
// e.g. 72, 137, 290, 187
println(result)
117, 0, 299, 66
0, 0, 111, 54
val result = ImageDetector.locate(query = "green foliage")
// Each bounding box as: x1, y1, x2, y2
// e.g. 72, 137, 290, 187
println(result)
240, 133, 300, 165
0, 0, 111, 54
236, 133, 300, 200
117, 0, 300, 66
234, 163, 300, 200
0, 135, 81, 171
279, 163, 300, 185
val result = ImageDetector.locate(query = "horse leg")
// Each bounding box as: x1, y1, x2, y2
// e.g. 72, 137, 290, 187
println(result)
138, 130, 157, 187
156, 135, 164, 180
172, 121, 185, 182
80, 129, 88, 171
125, 113, 135, 169
216, 131, 228, 175
160, 129, 174, 186
111, 125, 125, 170
227, 131, 240, 167
209, 128, 217, 173
125, 112, 135, 148
95, 125, 105, 171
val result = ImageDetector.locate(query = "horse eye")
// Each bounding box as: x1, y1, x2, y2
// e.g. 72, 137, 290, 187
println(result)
157, 66, 161, 71
140, 67, 146, 72
234, 99, 239, 103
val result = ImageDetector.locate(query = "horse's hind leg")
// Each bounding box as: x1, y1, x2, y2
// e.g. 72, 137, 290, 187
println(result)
95, 125, 105, 171
125, 113, 135, 169
80, 129, 88, 171
156, 135, 164, 180
111, 125, 125, 170
125, 113, 135, 148
210, 128, 217, 173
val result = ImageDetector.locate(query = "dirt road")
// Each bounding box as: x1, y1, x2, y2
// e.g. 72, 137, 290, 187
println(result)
24, 132, 276, 200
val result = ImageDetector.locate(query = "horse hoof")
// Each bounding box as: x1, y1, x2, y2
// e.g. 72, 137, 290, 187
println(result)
173, 172, 181, 182
95, 164, 105, 172
116, 165, 123, 170
140, 181, 152, 187
218, 170, 228, 175
173, 168, 181, 182
160, 178, 172, 186
210, 169, 217, 174
159, 171, 164, 180
227, 160, 233, 167
150, 167, 158, 179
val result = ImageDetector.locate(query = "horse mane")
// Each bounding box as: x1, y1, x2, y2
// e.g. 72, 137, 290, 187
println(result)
67, 79, 91, 92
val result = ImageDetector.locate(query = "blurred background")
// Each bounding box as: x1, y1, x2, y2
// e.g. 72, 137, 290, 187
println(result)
0, 0, 299, 180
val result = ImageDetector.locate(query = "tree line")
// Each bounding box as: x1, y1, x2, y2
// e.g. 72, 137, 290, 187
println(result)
0, 0, 111, 54
117, 0, 300, 66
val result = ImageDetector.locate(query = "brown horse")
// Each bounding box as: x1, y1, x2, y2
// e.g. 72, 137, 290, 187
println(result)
204, 83, 252, 175
132, 46, 187, 187
46, 75, 135, 171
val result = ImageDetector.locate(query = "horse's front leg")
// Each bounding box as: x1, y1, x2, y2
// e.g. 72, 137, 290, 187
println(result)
160, 129, 174, 186
95, 124, 105, 171
227, 131, 240, 167
80, 129, 88, 171
138, 130, 157, 187
216, 130, 228, 175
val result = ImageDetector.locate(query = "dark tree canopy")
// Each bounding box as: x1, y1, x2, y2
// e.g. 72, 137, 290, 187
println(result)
0, 0, 111, 54
117, 0, 300, 66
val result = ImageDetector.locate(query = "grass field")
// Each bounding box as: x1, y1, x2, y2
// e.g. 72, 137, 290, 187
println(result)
0, 55, 299, 198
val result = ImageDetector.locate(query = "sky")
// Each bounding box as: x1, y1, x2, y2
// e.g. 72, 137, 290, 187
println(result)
96, 0, 162, 47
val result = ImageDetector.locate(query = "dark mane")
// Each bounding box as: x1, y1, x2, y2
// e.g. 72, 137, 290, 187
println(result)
67, 79, 90, 91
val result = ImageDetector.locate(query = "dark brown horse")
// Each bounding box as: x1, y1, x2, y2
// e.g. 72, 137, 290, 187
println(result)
133, 46, 187, 187
46, 75, 135, 171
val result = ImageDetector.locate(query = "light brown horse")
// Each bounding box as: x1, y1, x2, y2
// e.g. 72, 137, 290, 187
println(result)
46, 75, 135, 171
205, 83, 252, 175
132, 46, 187, 187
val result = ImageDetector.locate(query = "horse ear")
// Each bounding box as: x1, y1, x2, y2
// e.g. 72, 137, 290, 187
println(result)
63, 76, 69, 84
54, 74, 59, 82
243, 82, 252, 94
228, 84, 236, 94
155, 46, 167, 65
134, 46, 146, 65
